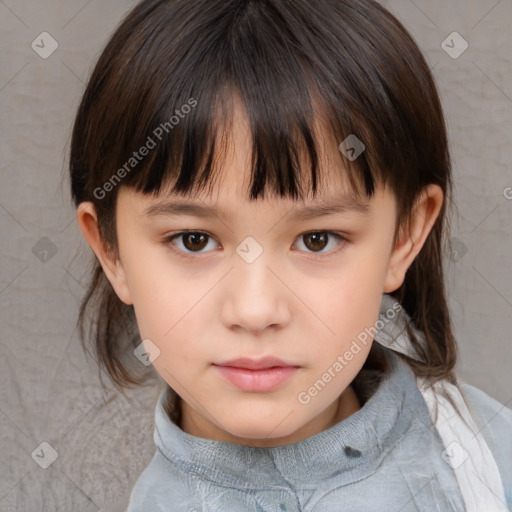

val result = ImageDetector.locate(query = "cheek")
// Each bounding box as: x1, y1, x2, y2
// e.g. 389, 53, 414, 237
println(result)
124, 253, 212, 370
295, 249, 387, 398
121, 255, 184, 349
309, 251, 386, 336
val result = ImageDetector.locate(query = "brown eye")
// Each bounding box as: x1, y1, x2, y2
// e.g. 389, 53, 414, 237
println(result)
182, 232, 209, 252
163, 230, 347, 259
303, 232, 329, 252
164, 231, 218, 255
294, 231, 347, 257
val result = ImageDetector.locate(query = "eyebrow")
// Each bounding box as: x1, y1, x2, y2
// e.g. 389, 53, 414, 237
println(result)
142, 195, 371, 221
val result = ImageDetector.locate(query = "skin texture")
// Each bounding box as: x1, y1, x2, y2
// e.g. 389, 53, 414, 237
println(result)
77, 101, 443, 447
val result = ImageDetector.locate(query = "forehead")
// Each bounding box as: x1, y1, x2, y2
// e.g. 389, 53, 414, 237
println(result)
118, 177, 397, 237
140, 162, 371, 224
120, 171, 396, 226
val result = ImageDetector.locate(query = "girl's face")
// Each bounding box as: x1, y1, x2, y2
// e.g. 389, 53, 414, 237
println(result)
97, 104, 432, 447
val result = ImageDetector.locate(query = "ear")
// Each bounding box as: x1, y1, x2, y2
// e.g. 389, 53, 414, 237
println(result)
383, 184, 444, 293
76, 201, 133, 305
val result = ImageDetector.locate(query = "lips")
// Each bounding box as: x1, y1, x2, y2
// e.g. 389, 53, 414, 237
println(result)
212, 357, 300, 392
214, 356, 296, 370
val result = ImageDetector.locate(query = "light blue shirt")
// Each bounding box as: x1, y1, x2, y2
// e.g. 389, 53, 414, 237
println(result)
126, 346, 512, 511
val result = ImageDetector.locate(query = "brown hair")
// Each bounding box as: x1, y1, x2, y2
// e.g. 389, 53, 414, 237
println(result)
69, 0, 458, 405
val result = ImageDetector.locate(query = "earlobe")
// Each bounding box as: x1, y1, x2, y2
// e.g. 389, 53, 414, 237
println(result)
383, 184, 444, 293
76, 202, 133, 305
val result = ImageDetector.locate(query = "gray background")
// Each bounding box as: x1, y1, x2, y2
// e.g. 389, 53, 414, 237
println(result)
1, 0, 511, 510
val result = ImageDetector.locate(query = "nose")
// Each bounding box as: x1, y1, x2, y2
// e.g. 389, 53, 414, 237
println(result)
220, 253, 291, 334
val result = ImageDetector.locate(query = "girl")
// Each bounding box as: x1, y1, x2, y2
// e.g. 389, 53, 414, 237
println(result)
70, 0, 512, 510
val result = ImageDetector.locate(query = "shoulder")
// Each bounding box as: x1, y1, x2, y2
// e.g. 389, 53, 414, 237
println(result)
459, 381, 512, 432
459, 382, 512, 499
126, 450, 195, 512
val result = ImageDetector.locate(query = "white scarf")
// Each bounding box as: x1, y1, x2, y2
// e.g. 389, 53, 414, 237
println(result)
373, 294, 508, 512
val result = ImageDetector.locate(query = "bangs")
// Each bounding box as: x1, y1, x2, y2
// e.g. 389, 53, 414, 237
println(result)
83, 0, 404, 206
127, 85, 373, 203
72, 0, 446, 226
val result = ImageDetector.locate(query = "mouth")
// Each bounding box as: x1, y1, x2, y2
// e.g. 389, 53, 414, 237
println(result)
212, 357, 301, 392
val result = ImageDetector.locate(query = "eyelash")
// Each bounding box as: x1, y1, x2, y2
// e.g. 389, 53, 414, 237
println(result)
161, 230, 349, 260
